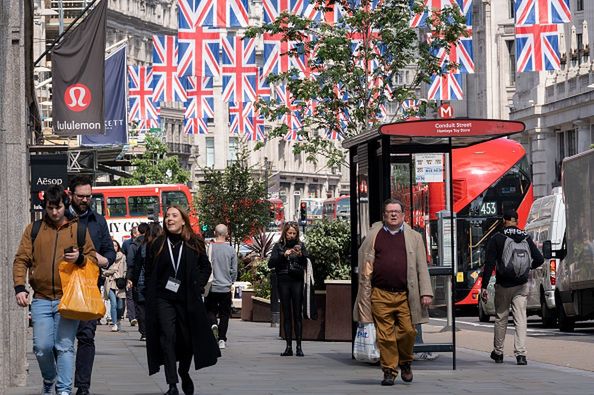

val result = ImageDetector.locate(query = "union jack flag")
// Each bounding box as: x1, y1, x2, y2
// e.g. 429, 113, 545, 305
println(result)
152, 35, 186, 102
302, 0, 322, 21
184, 117, 209, 135
427, 72, 463, 100
263, 0, 304, 23
177, 13, 221, 78
428, 26, 474, 73
256, 68, 272, 101
323, 1, 347, 25
183, 76, 215, 121
400, 99, 422, 119
515, 0, 571, 26
409, 0, 458, 28
275, 85, 303, 141
290, 39, 316, 79
128, 66, 159, 121
135, 117, 161, 131
221, 35, 258, 103
515, 23, 561, 71
457, 0, 472, 25
246, 103, 266, 141
228, 101, 250, 135
177, 0, 249, 28
262, 33, 292, 77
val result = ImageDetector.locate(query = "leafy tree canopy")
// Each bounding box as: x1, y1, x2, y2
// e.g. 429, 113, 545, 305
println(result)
118, 134, 190, 185
196, 144, 271, 250
246, 0, 467, 167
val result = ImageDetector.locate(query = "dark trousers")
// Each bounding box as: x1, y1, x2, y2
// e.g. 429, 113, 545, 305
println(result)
205, 291, 232, 341
136, 302, 146, 337
125, 288, 136, 321
156, 298, 193, 384
278, 277, 304, 343
75, 319, 97, 390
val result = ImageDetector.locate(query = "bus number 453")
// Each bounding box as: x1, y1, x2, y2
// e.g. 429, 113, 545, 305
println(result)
479, 201, 497, 216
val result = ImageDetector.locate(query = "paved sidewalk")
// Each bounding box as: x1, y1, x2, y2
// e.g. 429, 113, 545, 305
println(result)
8, 319, 594, 395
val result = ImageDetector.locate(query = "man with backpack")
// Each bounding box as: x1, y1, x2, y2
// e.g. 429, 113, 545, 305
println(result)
481, 209, 544, 366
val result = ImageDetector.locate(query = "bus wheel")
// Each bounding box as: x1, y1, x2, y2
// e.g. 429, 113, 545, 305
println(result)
478, 301, 490, 323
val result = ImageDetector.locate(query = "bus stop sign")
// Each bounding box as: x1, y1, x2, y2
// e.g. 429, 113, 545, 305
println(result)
439, 103, 453, 119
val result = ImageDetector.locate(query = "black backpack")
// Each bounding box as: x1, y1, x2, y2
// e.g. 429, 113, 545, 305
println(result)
30, 219, 87, 255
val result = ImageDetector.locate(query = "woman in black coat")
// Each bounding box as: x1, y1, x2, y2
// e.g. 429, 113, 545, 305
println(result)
142, 205, 220, 395
268, 222, 308, 357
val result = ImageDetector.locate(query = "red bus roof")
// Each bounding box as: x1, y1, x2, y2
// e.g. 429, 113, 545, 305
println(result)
93, 184, 190, 194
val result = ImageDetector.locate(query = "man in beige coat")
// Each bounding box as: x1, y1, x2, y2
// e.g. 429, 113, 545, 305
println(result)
354, 198, 433, 386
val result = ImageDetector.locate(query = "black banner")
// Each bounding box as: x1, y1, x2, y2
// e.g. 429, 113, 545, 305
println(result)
52, 0, 107, 136
30, 154, 68, 192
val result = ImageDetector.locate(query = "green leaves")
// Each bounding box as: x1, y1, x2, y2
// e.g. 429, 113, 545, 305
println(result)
306, 219, 352, 286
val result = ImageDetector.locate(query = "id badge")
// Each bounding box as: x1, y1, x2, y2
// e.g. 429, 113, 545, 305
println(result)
165, 277, 181, 293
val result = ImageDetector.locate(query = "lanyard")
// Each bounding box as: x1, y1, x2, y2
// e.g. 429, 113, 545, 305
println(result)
167, 238, 184, 277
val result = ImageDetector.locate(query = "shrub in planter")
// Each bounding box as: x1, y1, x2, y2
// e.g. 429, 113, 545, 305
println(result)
305, 219, 351, 288
239, 256, 271, 300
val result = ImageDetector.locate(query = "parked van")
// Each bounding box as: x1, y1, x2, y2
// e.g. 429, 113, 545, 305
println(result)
544, 149, 594, 332
477, 188, 565, 327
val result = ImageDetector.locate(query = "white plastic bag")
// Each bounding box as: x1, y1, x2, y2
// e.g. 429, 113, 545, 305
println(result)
353, 323, 380, 363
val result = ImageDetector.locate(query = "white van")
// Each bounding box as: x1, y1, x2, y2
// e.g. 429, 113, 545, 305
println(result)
524, 187, 565, 327
478, 188, 565, 327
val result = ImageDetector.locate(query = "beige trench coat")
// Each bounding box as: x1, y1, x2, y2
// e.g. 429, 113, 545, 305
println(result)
102, 251, 127, 299
353, 221, 433, 325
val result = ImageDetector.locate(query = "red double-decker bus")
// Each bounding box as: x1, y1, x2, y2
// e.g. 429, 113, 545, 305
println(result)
322, 195, 351, 221
392, 138, 533, 310
91, 184, 199, 244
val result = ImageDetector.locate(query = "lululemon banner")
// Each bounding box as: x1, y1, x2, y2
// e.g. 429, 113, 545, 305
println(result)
81, 46, 128, 145
52, 0, 107, 136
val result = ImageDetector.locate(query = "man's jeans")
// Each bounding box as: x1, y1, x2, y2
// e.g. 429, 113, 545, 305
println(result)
31, 298, 79, 394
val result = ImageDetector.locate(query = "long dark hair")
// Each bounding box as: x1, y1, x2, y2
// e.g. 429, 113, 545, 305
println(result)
157, 205, 205, 256
279, 222, 300, 247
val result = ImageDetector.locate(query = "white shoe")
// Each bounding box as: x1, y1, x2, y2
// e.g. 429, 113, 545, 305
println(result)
414, 352, 439, 361
111, 324, 119, 332
218, 339, 226, 349
211, 324, 219, 340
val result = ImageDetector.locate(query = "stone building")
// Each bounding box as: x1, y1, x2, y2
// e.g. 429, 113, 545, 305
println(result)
0, 0, 37, 391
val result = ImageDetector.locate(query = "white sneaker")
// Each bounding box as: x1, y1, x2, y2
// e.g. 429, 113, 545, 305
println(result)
414, 352, 439, 361
111, 324, 119, 332
211, 324, 219, 340
218, 339, 226, 349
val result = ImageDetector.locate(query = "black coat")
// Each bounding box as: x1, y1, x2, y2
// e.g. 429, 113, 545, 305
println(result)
144, 235, 220, 376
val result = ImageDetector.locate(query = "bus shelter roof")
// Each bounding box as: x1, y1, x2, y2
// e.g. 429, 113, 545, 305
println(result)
342, 118, 526, 150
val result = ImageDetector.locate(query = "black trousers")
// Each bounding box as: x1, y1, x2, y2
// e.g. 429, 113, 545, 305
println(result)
136, 302, 146, 337
278, 277, 304, 343
126, 287, 136, 321
156, 297, 193, 384
75, 319, 97, 390
205, 291, 232, 341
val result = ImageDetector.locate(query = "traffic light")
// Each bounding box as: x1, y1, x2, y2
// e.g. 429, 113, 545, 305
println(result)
300, 201, 307, 222
147, 203, 160, 222
201, 224, 209, 233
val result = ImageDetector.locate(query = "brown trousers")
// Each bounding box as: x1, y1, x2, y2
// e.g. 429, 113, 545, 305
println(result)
371, 288, 416, 373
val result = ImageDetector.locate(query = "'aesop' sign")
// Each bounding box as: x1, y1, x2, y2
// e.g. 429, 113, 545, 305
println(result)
31, 154, 68, 192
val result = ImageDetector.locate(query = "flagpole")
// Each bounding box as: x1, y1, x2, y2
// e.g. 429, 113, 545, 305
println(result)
33, 0, 99, 67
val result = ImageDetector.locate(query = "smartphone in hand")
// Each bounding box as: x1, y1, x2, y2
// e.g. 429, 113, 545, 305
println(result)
64, 246, 75, 254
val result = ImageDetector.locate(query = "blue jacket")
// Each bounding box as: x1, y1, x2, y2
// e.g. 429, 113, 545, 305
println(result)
68, 208, 116, 267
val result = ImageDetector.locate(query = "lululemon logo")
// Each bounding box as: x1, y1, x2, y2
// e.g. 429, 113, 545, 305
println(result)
64, 84, 92, 112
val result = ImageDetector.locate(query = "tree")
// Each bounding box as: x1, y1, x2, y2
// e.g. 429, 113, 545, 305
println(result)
118, 134, 190, 185
196, 145, 270, 251
246, 0, 467, 166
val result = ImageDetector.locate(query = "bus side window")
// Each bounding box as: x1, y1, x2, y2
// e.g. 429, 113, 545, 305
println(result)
129, 196, 159, 217
92, 194, 105, 216
107, 197, 127, 218
162, 191, 189, 211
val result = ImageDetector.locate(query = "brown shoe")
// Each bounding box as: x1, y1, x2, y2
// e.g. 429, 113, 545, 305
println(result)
399, 362, 413, 383
381, 369, 396, 386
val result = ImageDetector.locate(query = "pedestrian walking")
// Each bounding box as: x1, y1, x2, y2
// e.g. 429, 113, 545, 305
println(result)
102, 240, 127, 332
205, 224, 238, 350
13, 185, 98, 395
143, 205, 220, 395
68, 176, 116, 395
268, 222, 308, 357
122, 226, 138, 256
126, 222, 149, 327
129, 222, 163, 341
353, 198, 433, 386
481, 209, 544, 365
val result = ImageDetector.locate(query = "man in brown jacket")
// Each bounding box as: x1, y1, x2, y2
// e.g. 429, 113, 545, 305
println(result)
354, 198, 433, 386
13, 185, 97, 395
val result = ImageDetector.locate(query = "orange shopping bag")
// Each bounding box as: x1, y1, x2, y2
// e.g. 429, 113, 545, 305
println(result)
58, 259, 106, 321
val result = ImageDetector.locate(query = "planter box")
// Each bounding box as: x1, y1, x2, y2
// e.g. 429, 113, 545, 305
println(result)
324, 280, 352, 341
280, 291, 326, 341
241, 289, 255, 321
252, 297, 271, 322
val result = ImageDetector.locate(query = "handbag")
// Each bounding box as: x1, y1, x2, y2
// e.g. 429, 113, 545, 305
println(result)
58, 259, 106, 321
288, 259, 304, 279
353, 323, 380, 363
115, 277, 127, 290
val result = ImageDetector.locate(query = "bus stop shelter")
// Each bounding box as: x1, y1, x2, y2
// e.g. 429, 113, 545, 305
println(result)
343, 118, 526, 369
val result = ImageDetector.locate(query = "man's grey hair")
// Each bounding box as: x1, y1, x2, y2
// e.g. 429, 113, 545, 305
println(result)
214, 224, 228, 237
